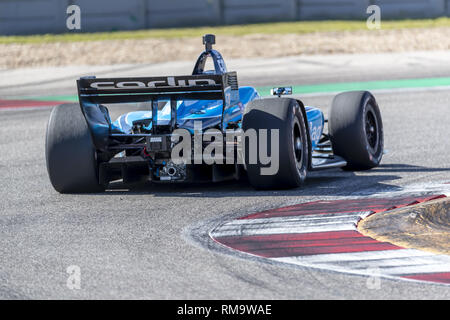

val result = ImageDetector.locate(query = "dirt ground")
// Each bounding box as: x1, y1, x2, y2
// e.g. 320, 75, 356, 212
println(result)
358, 198, 450, 255
2, 27, 450, 69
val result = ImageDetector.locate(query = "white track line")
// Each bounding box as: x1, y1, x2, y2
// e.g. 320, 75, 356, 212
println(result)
274, 255, 450, 278
275, 250, 450, 275
211, 211, 370, 237
275, 249, 434, 264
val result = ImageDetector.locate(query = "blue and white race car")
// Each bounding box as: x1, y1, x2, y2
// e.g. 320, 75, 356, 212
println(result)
45, 34, 383, 193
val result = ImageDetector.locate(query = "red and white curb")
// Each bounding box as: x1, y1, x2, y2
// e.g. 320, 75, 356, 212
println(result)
210, 195, 450, 285
0, 99, 64, 110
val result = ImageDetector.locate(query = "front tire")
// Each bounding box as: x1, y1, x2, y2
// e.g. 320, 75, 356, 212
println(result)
45, 103, 105, 193
242, 98, 309, 189
329, 91, 383, 170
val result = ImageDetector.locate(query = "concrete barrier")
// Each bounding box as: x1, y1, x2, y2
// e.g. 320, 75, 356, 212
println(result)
372, 0, 446, 19
0, 0, 66, 35
0, 0, 449, 35
71, 0, 146, 32
298, 0, 370, 20
146, 0, 221, 28
222, 0, 297, 24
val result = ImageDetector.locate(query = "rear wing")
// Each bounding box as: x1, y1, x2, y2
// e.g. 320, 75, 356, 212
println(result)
77, 72, 238, 104
76, 72, 239, 150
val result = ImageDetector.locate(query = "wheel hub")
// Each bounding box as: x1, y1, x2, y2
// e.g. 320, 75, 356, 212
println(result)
293, 126, 303, 165
365, 110, 378, 150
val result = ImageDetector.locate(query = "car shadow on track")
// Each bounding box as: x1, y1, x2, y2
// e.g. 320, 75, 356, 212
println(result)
102, 173, 392, 199
98, 163, 449, 198
369, 163, 450, 173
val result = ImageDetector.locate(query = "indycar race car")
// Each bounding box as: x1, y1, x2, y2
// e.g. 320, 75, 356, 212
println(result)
45, 34, 383, 193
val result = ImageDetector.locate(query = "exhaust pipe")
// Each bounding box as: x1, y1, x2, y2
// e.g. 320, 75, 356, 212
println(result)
167, 166, 177, 177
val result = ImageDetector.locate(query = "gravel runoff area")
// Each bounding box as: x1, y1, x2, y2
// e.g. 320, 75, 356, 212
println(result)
359, 197, 450, 255
2, 27, 450, 69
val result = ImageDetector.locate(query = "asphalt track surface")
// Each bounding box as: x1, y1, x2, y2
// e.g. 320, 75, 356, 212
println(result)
1, 53, 450, 299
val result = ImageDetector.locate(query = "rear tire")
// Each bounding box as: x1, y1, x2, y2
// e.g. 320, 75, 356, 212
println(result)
329, 91, 383, 170
45, 103, 105, 193
242, 98, 309, 189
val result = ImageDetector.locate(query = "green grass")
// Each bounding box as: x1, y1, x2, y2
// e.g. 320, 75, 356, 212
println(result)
2, 17, 450, 44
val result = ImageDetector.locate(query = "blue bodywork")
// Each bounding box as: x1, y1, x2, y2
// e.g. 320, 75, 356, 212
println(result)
112, 86, 325, 150
71, 34, 356, 188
